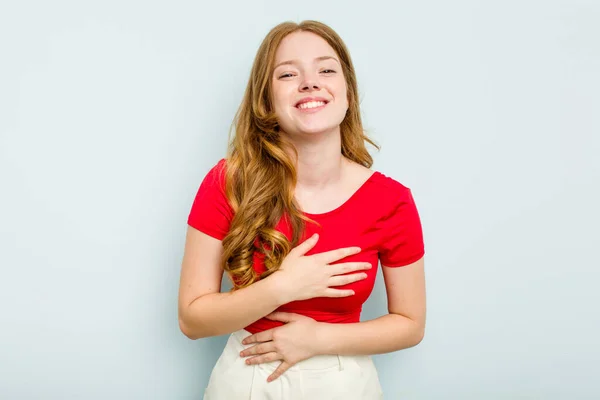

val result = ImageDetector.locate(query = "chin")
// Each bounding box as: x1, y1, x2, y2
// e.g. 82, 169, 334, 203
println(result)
297, 125, 339, 135
293, 118, 345, 136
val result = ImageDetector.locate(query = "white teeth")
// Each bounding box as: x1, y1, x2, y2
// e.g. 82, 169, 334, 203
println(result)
298, 101, 326, 109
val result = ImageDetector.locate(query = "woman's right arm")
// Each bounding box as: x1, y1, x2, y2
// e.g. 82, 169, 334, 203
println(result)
178, 227, 290, 339
178, 226, 371, 339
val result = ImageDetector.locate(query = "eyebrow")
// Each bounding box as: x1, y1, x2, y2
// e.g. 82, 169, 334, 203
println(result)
274, 56, 340, 70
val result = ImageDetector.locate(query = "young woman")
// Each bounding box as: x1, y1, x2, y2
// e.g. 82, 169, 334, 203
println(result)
178, 20, 426, 399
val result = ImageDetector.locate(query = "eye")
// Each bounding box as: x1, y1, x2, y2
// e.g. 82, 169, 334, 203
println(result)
321, 69, 336, 74
278, 73, 295, 79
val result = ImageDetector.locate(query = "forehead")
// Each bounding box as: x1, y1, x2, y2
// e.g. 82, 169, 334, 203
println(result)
274, 31, 338, 63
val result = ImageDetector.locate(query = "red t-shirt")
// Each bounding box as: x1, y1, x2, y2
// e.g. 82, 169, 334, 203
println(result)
187, 158, 425, 334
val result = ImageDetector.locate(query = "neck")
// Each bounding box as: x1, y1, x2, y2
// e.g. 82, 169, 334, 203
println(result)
283, 127, 347, 190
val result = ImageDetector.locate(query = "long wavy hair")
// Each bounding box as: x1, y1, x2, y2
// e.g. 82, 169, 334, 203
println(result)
221, 20, 379, 290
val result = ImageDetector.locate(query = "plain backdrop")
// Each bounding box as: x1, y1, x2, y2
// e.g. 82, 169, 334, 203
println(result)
1, 0, 598, 399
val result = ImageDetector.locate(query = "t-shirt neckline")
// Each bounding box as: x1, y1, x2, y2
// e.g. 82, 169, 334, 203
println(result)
301, 171, 380, 218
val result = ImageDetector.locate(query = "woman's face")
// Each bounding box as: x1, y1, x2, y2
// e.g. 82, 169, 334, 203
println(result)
271, 31, 348, 137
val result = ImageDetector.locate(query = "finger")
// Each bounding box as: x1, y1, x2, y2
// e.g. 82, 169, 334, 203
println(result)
245, 352, 281, 365
291, 233, 319, 256
240, 342, 276, 357
328, 272, 368, 287
265, 311, 304, 323
331, 262, 372, 275
314, 246, 362, 265
242, 329, 274, 345
268, 361, 292, 382
323, 288, 355, 298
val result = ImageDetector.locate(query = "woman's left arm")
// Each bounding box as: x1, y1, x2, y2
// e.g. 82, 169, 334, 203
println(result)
316, 256, 426, 355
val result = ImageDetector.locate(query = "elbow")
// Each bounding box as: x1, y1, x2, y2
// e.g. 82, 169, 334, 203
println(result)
179, 318, 200, 340
397, 316, 425, 349
412, 323, 425, 347
414, 327, 425, 346
178, 300, 209, 340
178, 313, 210, 340
392, 314, 425, 348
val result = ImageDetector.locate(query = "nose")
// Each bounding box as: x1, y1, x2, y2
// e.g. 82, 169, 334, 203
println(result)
299, 73, 320, 92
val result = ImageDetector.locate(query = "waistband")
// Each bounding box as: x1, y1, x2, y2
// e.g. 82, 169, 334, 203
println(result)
230, 329, 347, 372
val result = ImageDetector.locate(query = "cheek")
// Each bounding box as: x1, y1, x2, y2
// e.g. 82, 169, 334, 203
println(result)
333, 78, 349, 108
270, 87, 281, 109
337, 85, 349, 111
342, 89, 349, 109
271, 86, 290, 113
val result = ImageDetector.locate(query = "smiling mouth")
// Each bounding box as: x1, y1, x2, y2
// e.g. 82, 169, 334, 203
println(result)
296, 100, 328, 110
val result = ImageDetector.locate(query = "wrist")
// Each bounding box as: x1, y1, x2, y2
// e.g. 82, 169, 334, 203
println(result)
313, 322, 333, 355
265, 270, 295, 306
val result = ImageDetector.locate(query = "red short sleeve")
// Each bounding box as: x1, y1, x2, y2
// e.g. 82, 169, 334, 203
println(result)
378, 188, 425, 267
187, 159, 233, 240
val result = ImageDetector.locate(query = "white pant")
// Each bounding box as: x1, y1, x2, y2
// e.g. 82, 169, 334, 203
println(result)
203, 329, 384, 399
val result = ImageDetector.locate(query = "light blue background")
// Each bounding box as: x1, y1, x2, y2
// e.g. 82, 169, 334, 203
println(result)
1, 1, 598, 399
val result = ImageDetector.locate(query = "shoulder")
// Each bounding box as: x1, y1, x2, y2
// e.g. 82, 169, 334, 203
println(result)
188, 158, 234, 238
210, 157, 228, 176
363, 170, 420, 226
201, 158, 228, 186
192, 158, 229, 202
345, 158, 411, 194
344, 159, 414, 207
371, 171, 410, 193
369, 170, 414, 204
